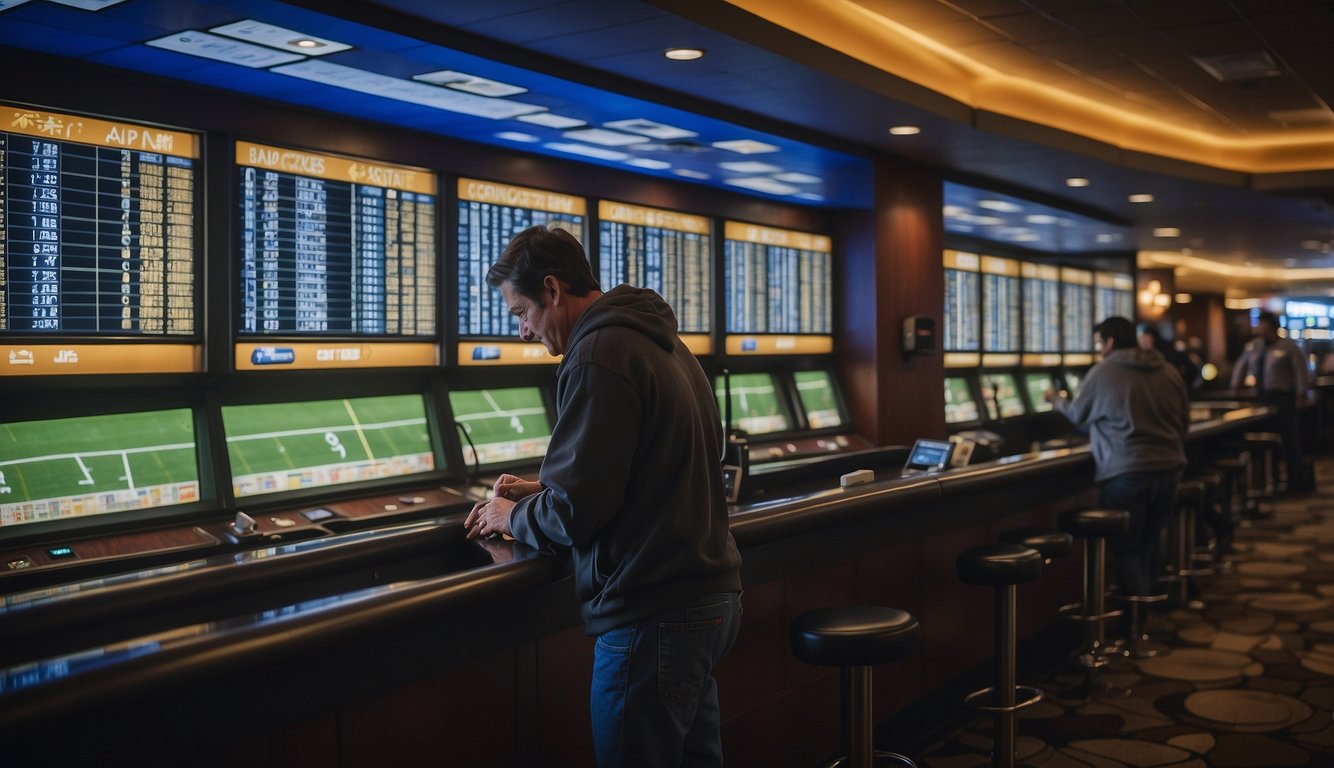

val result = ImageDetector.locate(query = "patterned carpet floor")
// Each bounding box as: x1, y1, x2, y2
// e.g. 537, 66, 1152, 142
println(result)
914, 459, 1334, 767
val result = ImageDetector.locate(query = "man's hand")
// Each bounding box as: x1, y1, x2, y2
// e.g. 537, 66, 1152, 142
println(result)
494, 474, 543, 501
465, 496, 515, 540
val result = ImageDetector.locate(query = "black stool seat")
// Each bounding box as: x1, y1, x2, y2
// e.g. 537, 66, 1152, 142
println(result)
998, 527, 1073, 563
789, 606, 920, 667
1175, 479, 1207, 501
957, 544, 1042, 586
1059, 508, 1130, 538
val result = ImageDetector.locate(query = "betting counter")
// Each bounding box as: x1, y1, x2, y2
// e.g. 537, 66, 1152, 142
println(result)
0, 402, 1273, 764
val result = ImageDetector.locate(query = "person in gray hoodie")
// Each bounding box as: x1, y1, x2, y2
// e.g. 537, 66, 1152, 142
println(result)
1046, 316, 1189, 597
464, 223, 742, 768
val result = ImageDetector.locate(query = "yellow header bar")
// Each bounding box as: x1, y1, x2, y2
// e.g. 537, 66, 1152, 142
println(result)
236, 141, 436, 195
1063, 353, 1094, 366
1, 343, 201, 375
457, 341, 558, 366
1022, 353, 1064, 367
981, 255, 1019, 276
982, 353, 1020, 367
1095, 272, 1134, 290
944, 352, 981, 368
598, 200, 709, 234
1061, 267, 1093, 286
1021, 262, 1060, 281
4, 102, 198, 158
235, 342, 438, 371
725, 334, 833, 355
724, 221, 830, 253
459, 178, 586, 216
943, 249, 979, 271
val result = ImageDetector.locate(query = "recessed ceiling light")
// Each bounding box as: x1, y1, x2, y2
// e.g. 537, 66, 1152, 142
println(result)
724, 177, 800, 195
290, 39, 325, 49
517, 113, 585, 129
147, 31, 306, 68
496, 131, 539, 143
973, 215, 1004, 226
794, 192, 825, 201
773, 172, 821, 184
413, 70, 528, 97
1175, 293, 1192, 303
672, 168, 709, 180
1095, 233, 1121, 243
543, 142, 630, 161
664, 48, 705, 61
562, 128, 649, 147
1065, 177, 1090, 187
1154, 227, 1181, 237
719, 161, 781, 174
1025, 214, 1057, 224
943, 205, 969, 217
888, 125, 920, 135
977, 199, 1022, 213
711, 139, 780, 154
210, 20, 350, 55
625, 158, 671, 170
1128, 193, 1154, 203
603, 118, 696, 140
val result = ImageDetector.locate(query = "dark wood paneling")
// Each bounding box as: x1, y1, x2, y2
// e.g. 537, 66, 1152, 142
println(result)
715, 578, 785, 717
535, 626, 596, 766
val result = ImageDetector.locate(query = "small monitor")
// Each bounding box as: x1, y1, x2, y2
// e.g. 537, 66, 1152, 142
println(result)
982, 373, 1025, 420
1022, 372, 1056, 413
1, 408, 200, 530
944, 376, 980, 424
715, 372, 790, 435
450, 387, 552, 468
1064, 370, 1083, 395
793, 370, 844, 429
903, 439, 955, 475
222, 394, 435, 499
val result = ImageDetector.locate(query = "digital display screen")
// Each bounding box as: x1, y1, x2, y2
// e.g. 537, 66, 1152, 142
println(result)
1061, 268, 1093, 353
716, 372, 789, 435
0, 408, 200, 529
1065, 370, 1083, 395
944, 376, 979, 424
1095, 272, 1134, 321
723, 221, 831, 335
906, 439, 953, 471
982, 256, 1020, 352
237, 141, 437, 337
1023, 372, 1056, 413
981, 373, 1025, 420
1022, 263, 1060, 353
793, 369, 844, 429
0, 103, 197, 336
449, 387, 552, 467
598, 201, 711, 336
457, 178, 585, 338
943, 251, 980, 352
222, 394, 434, 499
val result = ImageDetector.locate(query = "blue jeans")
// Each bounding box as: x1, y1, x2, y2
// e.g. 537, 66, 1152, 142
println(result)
591, 592, 743, 768
1102, 469, 1181, 596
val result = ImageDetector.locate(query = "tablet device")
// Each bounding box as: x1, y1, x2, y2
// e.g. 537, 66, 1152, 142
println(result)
902, 439, 955, 475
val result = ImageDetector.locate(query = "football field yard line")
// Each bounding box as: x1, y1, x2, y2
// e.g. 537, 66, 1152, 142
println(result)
0, 443, 196, 469
222, 418, 426, 443
121, 452, 135, 490
343, 399, 377, 462
75, 456, 95, 486
454, 407, 547, 423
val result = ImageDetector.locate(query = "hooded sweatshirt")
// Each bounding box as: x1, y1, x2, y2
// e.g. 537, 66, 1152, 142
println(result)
1052, 347, 1188, 482
508, 284, 742, 635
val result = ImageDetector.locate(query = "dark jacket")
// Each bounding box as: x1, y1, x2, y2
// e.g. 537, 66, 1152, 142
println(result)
1052, 347, 1188, 482
508, 285, 742, 634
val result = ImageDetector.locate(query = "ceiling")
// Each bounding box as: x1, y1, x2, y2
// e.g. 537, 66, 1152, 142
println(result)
4, 0, 1334, 297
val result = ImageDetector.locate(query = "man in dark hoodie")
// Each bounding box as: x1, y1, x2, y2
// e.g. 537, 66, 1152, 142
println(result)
464, 224, 743, 768
1046, 316, 1189, 598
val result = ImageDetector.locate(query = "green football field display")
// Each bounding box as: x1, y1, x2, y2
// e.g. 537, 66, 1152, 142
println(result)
0, 409, 200, 528
793, 370, 843, 429
944, 377, 979, 424
450, 387, 551, 466
715, 372, 788, 435
223, 394, 434, 498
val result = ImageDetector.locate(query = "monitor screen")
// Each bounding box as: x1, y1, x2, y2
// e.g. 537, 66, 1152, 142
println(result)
1061, 268, 1094, 353
905, 438, 954, 472
1021, 263, 1061, 354
222, 394, 435, 499
981, 373, 1025, 419
982, 256, 1020, 353
0, 408, 200, 529
449, 387, 552, 467
793, 369, 844, 429
944, 376, 979, 424
236, 141, 437, 338
723, 222, 831, 335
0, 103, 201, 374
1064, 370, 1083, 395
457, 178, 586, 338
1095, 272, 1134, 321
943, 251, 980, 352
716, 372, 790, 435
598, 201, 711, 338
1022, 372, 1056, 413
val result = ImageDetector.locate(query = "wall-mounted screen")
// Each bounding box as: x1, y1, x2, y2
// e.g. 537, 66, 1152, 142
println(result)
222, 394, 434, 499
723, 221, 832, 355
1021, 263, 1060, 354
1061, 268, 1093, 353
598, 200, 711, 354
982, 256, 1020, 353
981, 372, 1025, 420
793, 369, 844, 429
234, 141, 437, 370
0, 102, 200, 374
457, 178, 585, 364
449, 387, 552, 467
943, 250, 980, 362
715, 371, 790, 435
1095, 271, 1134, 321
0, 409, 200, 529
1022, 372, 1056, 413
944, 376, 979, 424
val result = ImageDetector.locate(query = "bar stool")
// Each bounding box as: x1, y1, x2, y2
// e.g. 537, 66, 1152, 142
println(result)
957, 544, 1044, 768
997, 527, 1073, 565
789, 606, 920, 768
1210, 456, 1248, 560
1165, 479, 1214, 609
1057, 509, 1129, 671
1113, 592, 1170, 658
1241, 431, 1283, 505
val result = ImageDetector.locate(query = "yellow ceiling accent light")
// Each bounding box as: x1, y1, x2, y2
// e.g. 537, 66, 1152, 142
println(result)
664, 48, 706, 61
724, 0, 1334, 174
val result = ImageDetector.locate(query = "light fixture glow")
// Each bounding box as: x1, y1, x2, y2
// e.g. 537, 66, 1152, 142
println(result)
1129, 193, 1154, 203
1154, 227, 1181, 237
977, 199, 1022, 213
1025, 214, 1057, 224
1065, 177, 1090, 187
291, 38, 324, 49
664, 48, 705, 61
888, 125, 920, 135
1175, 293, 1192, 304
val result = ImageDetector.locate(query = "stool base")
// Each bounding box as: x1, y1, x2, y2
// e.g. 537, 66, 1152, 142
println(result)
819, 752, 917, 768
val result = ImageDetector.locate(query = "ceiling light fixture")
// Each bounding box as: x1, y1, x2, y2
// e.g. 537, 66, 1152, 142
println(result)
664, 48, 705, 61
1128, 194, 1154, 203
977, 199, 1021, 213
1065, 177, 1089, 187
888, 125, 920, 135
1154, 227, 1181, 237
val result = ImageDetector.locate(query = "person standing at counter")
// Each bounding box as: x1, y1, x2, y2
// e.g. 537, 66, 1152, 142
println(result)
1230, 310, 1312, 493
464, 224, 743, 768
1046, 316, 1189, 598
